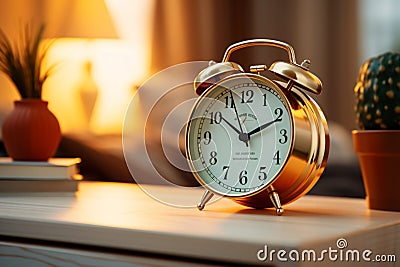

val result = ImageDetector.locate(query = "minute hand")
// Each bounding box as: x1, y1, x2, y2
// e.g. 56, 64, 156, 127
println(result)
247, 118, 282, 137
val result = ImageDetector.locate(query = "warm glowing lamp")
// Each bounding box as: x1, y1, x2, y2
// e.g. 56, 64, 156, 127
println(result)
43, 0, 118, 39
41, 0, 119, 133
41, 0, 154, 135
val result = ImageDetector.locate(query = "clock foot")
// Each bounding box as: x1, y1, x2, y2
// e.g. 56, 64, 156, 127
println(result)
269, 191, 284, 215
197, 190, 214, 210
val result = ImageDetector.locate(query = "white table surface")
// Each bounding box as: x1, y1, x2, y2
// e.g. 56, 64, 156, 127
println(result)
0, 181, 399, 266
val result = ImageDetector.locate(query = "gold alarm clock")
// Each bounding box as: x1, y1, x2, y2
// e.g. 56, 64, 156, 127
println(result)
185, 39, 329, 215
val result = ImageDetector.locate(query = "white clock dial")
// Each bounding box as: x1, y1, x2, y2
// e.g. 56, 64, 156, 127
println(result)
186, 75, 293, 197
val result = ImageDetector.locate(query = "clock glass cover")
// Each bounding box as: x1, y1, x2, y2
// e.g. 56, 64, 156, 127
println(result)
186, 75, 293, 197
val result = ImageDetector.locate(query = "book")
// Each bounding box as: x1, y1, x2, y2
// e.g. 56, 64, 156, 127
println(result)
0, 157, 81, 180
0, 179, 79, 194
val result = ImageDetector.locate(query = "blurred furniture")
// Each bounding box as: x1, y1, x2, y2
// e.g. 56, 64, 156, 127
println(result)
57, 134, 131, 182
55, 121, 365, 198
0, 182, 398, 266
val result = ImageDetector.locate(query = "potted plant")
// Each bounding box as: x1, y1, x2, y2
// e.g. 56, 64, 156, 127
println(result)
0, 24, 61, 161
352, 52, 400, 212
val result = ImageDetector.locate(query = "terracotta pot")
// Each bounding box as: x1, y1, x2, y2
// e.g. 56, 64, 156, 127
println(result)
2, 99, 61, 161
352, 130, 400, 212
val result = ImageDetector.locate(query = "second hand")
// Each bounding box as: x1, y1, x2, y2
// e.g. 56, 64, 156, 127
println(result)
229, 90, 248, 147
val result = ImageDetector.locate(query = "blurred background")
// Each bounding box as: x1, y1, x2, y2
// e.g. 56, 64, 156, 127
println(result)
0, 0, 399, 195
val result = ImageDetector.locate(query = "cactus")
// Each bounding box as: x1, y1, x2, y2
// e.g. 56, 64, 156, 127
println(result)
354, 52, 400, 130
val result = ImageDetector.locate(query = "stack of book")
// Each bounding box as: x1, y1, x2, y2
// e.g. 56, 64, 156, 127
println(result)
0, 157, 82, 194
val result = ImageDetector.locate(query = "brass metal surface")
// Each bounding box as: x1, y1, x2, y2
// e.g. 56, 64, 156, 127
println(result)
194, 61, 243, 95
187, 39, 329, 211
188, 74, 329, 209
233, 83, 329, 208
269, 61, 322, 95
221, 38, 322, 95
222, 39, 297, 64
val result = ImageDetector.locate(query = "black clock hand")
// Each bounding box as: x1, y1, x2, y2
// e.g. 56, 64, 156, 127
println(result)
247, 118, 282, 138
221, 116, 241, 135
229, 90, 248, 146
221, 115, 250, 144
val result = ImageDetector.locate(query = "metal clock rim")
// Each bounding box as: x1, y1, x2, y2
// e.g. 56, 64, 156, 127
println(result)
185, 73, 296, 198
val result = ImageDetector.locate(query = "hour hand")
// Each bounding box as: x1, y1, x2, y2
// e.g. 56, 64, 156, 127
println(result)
221, 116, 249, 146
221, 116, 241, 135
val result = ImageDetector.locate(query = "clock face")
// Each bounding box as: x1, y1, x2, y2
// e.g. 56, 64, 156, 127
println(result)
186, 75, 293, 197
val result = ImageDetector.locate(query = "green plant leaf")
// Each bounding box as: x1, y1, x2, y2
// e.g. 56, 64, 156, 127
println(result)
0, 23, 54, 99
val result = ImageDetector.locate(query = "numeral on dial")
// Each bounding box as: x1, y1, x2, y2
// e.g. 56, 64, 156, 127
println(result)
241, 90, 254, 103
210, 112, 222, 124
209, 151, 218, 165
275, 107, 283, 121
239, 170, 248, 185
279, 129, 288, 144
224, 96, 234, 108
263, 93, 268, 106
273, 150, 281, 165
222, 165, 229, 180
258, 166, 267, 180
203, 131, 211, 145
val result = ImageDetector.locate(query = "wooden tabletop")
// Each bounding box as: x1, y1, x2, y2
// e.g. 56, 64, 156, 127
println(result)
0, 181, 399, 266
